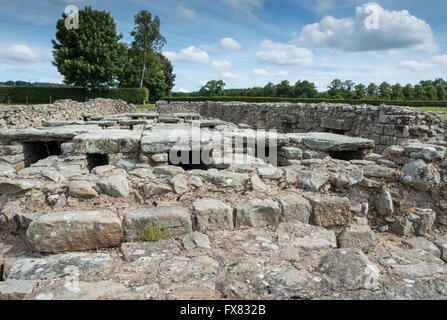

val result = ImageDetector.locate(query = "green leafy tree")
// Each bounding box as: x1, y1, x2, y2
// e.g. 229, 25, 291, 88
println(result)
378, 82, 392, 99
328, 79, 344, 98
366, 83, 378, 98
199, 80, 226, 96
425, 85, 437, 100
342, 80, 355, 98
391, 84, 404, 100
354, 83, 366, 99
403, 84, 414, 100
413, 85, 426, 100
263, 82, 275, 97
52, 6, 127, 89
276, 80, 292, 97
130, 11, 166, 88
437, 84, 446, 101
158, 53, 175, 95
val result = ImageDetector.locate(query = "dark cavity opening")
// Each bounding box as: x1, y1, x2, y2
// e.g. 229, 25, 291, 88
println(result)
329, 150, 364, 161
23, 141, 62, 167
168, 149, 211, 171
87, 153, 109, 171
328, 129, 346, 135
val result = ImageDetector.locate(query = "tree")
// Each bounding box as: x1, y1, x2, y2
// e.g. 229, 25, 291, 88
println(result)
52, 6, 127, 89
391, 84, 404, 100
378, 82, 392, 99
328, 79, 344, 98
403, 84, 414, 100
263, 82, 275, 97
425, 85, 437, 100
437, 85, 446, 101
130, 11, 166, 88
413, 85, 426, 100
276, 80, 291, 97
354, 84, 366, 99
366, 83, 378, 98
158, 53, 175, 95
199, 80, 226, 96
342, 80, 355, 98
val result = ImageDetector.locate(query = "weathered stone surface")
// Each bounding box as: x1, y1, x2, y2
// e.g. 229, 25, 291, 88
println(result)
73, 130, 141, 154
278, 194, 311, 223
216, 279, 258, 299
26, 210, 122, 253
319, 248, 380, 290
68, 180, 98, 199
98, 174, 129, 197
170, 174, 188, 194
167, 287, 220, 300
250, 174, 267, 191
380, 245, 447, 279
182, 232, 211, 249
0, 279, 38, 300
7, 252, 113, 280
276, 222, 337, 249
123, 206, 192, 240
412, 208, 436, 235
375, 189, 394, 216
406, 237, 441, 258
153, 165, 185, 176
143, 183, 173, 198
157, 255, 218, 283
235, 198, 281, 228
402, 160, 440, 192
120, 240, 174, 262
362, 165, 399, 181
307, 194, 351, 227
192, 199, 234, 231
302, 133, 374, 151
0, 179, 41, 195
434, 236, 447, 262
338, 224, 376, 253
297, 170, 330, 192
391, 217, 412, 236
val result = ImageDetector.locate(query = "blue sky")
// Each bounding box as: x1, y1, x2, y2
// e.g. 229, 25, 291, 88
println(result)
0, 0, 447, 92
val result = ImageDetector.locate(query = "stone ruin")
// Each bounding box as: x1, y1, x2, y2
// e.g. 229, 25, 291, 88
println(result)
0, 98, 446, 300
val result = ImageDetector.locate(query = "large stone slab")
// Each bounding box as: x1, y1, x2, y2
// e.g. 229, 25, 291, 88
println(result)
7, 252, 113, 280
123, 206, 192, 240
276, 222, 337, 249
73, 130, 141, 154
0, 125, 100, 142
302, 132, 374, 151
307, 194, 351, 227
26, 210, 123, 253
235, 198, 281, 228
0, 280, 38, 300
192, 199, 234, 231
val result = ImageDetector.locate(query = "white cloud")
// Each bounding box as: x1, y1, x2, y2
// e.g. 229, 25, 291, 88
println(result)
296, 2, 437, 52
219, 38, 241, 50
397, 60, 434, 72
211, 60, 232, 70
164, 46, 210, 64
431, 55, 447, 65
178, 5, 198, 20
178, 88, 189, 93
251, 68, 288, 77
221, 72, 240, 80
0, 44, 41, 63
256, 40, 313, 66
222, 0, 261, 15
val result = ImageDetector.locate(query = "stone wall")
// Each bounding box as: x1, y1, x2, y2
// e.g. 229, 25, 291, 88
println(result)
155, 101, 444, 152
0, 98, 136, 129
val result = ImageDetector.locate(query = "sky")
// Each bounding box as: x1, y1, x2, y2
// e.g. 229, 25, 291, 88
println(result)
0, 0, 447, 92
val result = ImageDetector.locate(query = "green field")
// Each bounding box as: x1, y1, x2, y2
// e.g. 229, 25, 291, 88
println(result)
412, 106, 447, 121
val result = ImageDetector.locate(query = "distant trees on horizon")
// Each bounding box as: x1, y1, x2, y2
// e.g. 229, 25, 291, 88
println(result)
175, 78, 447, 101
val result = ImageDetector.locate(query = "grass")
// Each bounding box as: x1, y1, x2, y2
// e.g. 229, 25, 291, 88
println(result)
139, 218, 169, 242
136, 103, 155, 109
412, 106, 447, 121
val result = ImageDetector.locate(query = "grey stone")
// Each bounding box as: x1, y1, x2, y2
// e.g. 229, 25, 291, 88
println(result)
0, 280, 38, 300
192, 199, 234, 231
98, 174, 129, 197
375, 190, 394, 216
123, 206, 192, 240
26, 210, 123, 253
182, 232, 211, 249
120, 240, 174, 262
319, 248, 380, 290
338, 224, 376, 253
278, 194, 311, 224
73, 130, 141, 154
402, 160, 440, 192
307, 194, 351, 227
406, 237, 441, 258
303, 132, 374, 151
142, 183, 172, 198
68, 180, 98, 199
276, 222, 337, 249
235, 198, 281, 228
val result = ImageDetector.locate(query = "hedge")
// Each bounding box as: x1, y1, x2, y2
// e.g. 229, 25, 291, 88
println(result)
0, 87, 149, 104
162, 96, 447, 107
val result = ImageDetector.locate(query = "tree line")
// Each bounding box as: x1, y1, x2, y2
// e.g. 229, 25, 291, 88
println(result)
175, 78, 447, 101
52, 6, 175, 102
